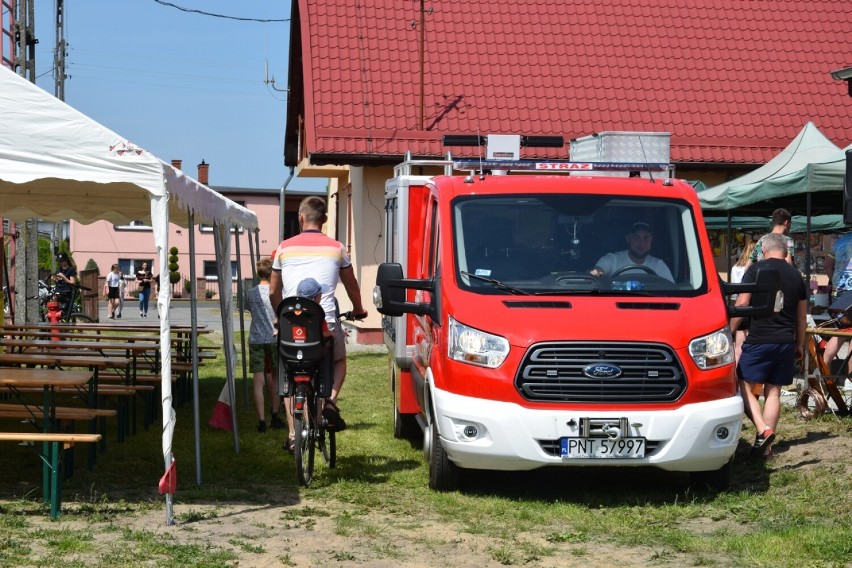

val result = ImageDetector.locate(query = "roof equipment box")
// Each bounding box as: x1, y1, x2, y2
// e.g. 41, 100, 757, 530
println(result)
570, 131, 671, 164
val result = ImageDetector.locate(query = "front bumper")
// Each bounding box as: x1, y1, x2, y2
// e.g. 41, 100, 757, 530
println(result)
432, 387, 743, 473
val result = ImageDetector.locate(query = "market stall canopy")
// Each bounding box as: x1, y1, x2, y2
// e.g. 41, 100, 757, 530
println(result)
703, 214, 849, 233
0, 66, 257, 230
698, 122, 844, 214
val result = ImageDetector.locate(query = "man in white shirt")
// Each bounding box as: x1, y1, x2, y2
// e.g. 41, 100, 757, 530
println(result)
590, 221, 674, 282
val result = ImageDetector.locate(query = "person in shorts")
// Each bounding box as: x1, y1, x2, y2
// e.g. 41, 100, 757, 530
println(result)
104, 264, 122, 319
730, 233, 807, 457
247, 257, 284, 434
270, 196, 368, 432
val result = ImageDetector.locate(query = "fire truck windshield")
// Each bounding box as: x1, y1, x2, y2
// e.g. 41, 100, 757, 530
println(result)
454, 194, 706, 296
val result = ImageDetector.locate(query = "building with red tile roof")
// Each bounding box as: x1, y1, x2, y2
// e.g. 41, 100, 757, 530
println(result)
282, 0, 852, 342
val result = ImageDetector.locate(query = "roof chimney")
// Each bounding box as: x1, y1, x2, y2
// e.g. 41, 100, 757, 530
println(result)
171, 159, 182, 170
197, 159, 209, 185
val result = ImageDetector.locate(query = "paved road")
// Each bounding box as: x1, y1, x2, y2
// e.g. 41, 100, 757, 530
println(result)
100, 299, 237, 334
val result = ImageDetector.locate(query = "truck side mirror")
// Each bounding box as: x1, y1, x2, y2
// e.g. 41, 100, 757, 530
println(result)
374, 262, 436, 318
723, 267, 781, 319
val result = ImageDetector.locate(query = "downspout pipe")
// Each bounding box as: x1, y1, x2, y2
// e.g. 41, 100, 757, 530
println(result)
279, 167, 295, 242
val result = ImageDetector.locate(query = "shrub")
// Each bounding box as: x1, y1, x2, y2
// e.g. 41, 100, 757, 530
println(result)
84, 258, 100, 274
168, 247, 181, 285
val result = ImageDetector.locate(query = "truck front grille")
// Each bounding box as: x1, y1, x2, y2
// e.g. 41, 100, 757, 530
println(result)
515, 342, 685, 403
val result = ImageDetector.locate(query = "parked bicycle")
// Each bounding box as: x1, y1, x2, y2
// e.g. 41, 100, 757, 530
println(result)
277, 296, 361, 486
35, 279, 95, 324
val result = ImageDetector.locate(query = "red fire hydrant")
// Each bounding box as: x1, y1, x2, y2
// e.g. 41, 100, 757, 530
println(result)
46, 297, 62, 340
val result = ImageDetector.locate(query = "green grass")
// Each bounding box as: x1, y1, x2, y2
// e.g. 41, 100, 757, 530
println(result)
1, 338, 851, 566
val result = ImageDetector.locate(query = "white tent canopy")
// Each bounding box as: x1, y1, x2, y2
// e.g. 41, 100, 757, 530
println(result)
0, 66, 257, 523
699, 122, 842, 211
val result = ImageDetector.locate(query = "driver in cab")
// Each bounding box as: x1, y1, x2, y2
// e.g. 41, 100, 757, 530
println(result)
590, 221, 674, 282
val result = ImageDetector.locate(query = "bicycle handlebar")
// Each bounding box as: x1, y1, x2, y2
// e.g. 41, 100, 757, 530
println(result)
340, 310, 368, 321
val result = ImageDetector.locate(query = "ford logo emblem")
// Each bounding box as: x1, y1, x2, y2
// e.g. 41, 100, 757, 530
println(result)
583, 364, 622, 378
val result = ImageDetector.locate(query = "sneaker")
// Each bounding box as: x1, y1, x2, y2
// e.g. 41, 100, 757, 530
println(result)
116, 313, 121, 319
108, 314, 114, 319
270, 413, 286, 429
257, 420, 267, 433
322, 402, 347, 432
751, 428, 775, 456
140, 312, 144, 318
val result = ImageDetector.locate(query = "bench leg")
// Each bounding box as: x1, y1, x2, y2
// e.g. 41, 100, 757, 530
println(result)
50, 441, 62, 520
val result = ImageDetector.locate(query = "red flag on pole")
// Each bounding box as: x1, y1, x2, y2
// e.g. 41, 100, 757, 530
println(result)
158, 458, 177, 494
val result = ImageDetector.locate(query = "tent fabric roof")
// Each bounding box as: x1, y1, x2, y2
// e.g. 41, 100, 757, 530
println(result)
0, 67, 258, 230
287, 0, 852, 167
698, 122, 842, 211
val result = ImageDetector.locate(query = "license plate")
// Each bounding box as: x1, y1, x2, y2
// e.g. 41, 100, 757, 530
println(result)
560, 437, 646, 459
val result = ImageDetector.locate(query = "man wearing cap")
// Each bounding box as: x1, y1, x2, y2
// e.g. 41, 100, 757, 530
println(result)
54, 252, 77, 315
590, 221, 674, 282
270, 196, 368, 432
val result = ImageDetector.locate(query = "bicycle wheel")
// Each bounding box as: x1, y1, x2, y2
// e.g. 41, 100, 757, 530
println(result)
319, 426, 336, 469
293, 396, 315, 487
67, 312, 95, 326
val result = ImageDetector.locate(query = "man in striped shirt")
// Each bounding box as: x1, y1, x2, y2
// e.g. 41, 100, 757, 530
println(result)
270, 196, 367, 431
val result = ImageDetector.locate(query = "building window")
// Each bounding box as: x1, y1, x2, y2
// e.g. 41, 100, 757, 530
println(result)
114, 220, 152, 231
203, 260, 238, 279
119, 259, 154, 276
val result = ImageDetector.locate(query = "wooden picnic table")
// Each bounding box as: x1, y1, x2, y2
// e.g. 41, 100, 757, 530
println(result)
1, 322, 210, 335
0, 367, 100, 520
0, 351, 133, 447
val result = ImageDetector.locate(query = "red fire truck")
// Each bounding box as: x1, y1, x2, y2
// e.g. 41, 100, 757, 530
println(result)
373, 134, 776, 491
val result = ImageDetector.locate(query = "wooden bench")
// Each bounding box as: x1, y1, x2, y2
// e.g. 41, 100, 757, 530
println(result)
0, 431, 102, 519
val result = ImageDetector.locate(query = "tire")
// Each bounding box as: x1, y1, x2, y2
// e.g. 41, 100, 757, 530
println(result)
428, 418, 460, 491
689, 459, 732, 492
294, 406, 315, 487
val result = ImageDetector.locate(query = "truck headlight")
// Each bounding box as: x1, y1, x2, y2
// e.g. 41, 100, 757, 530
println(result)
688, 326, 734, 370
448, 315, 509, 368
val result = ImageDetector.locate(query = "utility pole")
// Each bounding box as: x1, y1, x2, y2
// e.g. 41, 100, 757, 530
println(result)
54, 0, 66, 100
53, 0, 67, 260
13, 0, 39, 323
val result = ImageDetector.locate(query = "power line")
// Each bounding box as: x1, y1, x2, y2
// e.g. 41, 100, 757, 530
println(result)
151, 0, 289, 23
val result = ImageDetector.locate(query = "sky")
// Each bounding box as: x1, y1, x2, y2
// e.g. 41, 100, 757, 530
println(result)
31, 0, 324, 191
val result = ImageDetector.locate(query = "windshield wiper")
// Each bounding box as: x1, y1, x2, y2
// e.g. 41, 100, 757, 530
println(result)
460, 271, 531, 295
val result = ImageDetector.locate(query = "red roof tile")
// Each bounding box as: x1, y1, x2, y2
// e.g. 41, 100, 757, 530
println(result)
287, 0, 852, 166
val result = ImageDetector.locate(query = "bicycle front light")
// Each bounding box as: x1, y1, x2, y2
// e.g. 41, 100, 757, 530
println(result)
448, 315, 509, 368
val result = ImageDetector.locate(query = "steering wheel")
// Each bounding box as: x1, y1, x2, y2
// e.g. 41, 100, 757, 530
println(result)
609, 264, 657, 278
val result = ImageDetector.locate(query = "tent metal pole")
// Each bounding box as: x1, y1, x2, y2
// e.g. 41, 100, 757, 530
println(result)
247, 230, 257, 283
217, 223, 240, 454
726, 212, 733, 282
188, 211, 202, 486
234, 227, 249, 409
806, 193, 813, 293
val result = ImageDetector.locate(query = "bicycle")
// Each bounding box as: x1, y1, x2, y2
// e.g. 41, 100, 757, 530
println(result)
277, 296, 363, 486
800, 315, 851, 419
35, 279, 96, 324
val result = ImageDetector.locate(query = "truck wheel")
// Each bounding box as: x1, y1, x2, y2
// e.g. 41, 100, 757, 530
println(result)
393, 391, 420, 440
689, 459, 732, 491
428, 419, 460, 491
